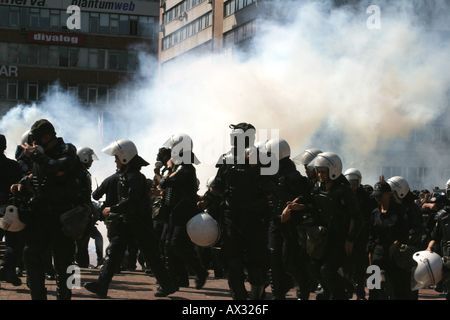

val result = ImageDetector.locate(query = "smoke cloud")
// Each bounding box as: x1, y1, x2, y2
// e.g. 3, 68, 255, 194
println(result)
1, 0, 450, 260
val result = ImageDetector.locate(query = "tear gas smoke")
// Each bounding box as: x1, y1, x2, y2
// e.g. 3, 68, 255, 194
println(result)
1, 0, 450, 260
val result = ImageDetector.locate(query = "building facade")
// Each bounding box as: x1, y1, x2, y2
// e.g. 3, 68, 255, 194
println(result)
0, 0, 160, 115
158, 0, 263, 86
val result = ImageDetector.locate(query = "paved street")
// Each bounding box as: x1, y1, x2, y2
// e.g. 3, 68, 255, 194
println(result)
0, 267, 445, 300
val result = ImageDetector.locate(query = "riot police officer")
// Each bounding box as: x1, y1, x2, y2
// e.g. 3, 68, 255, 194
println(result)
84, 139, 175, 298
11, 119, 81, 300
343, 168, 376, 300
156, 133, 208, 291
75, 147, 100, 268
0, 134, 23, 286
311, 152, 363, 300
265, 138, 314, 300
293, 148, 322, 186
198, 123, 275, 300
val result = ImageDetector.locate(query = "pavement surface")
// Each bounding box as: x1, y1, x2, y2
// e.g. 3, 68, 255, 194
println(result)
0, 267, 446, 301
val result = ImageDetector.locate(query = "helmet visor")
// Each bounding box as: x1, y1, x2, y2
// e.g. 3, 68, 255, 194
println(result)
101, 141, 120, 157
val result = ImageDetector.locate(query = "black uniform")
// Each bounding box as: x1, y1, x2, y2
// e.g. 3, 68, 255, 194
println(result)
0, 151, 23, 284
345, 186, 377, 299
210, 153, 275, 300
367, 201, 410, 300
311, 176, 363, 300
92, 171, 121, 208
429, 207, 450, 299
85, 163, 175, 297
159, 162, 208, 290
21, 137, 80, 300
268, 158, 314, 300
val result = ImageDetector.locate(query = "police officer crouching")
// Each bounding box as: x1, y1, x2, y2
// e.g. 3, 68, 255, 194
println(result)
84, 139, 175, 298
11, 119, 81, 300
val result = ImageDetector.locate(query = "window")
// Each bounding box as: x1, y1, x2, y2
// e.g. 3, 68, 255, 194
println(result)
19, 7, 29, 27
0, 43, 7, 63
78, 83, 87, 102
98, 50, 106, 69
109, 50, 118, 69
18, 44, 29, 64
38, 81, 48, 100
59, 46, 69, 67
28, 82, 38, 101
90, 13, 99, 33
138, 16, 150, 37
17, 80, 26, 100
110, 15, 119, 33
100, 14, 109, 33
69, 48, 79, 67
80, 12, 89, 32
130, 16, 138, 36
88, 86, 97, 104
10, 7, 19, 27
78, 48, 88, 68
68, 83, 78, 96
108, 87, 117, 103
60, 9, 69, 29
0, 80, 6, 100
8, 44, 19, 63
39, 45, 48, 65
49, 46, 58, 66
128, 51, 137, 71
88, 49, 98, 69
50, 10, 59, 29
119, 15, 129, 35
40, 9, 50, 29
98, 85, 107, 102
30, 9, 39, 28
30, 45, 39, 65
0, 6, 9, 27
118, 51, 127, 70
8, 81, 18, 100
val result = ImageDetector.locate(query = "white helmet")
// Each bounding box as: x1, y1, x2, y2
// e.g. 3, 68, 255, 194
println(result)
387, 176, 410, 199
293, 148, 323, 170
411, 251, 443, 291
77, 146, 99, 163
21, 130, 30, 145
102, 139, 137, 164
162, 133, 200, 165
344, 168, 362, 186
314, 152, 342, 180
186, 212, 221, 247
445, 179, 450, 198
0, 205, 26, 232
206, 176, 215, 189
265, 138, 290, 161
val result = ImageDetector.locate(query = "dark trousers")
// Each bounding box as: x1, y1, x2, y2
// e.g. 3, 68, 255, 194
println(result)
221, 211, 268, 299
98, 213, 172, 291
22, 207, 76, 300
0, 229, 22, 276
268, 218, 312, 299
161, 213, 206, 286
311, 237, 351, 300
369, 244, 412, 300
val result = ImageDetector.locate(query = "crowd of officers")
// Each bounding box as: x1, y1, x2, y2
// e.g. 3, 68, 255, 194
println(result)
0, 120, 450, 300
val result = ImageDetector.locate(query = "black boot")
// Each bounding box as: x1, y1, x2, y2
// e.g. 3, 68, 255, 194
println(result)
249, 284, 265, 300
84, 282, 108, 298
